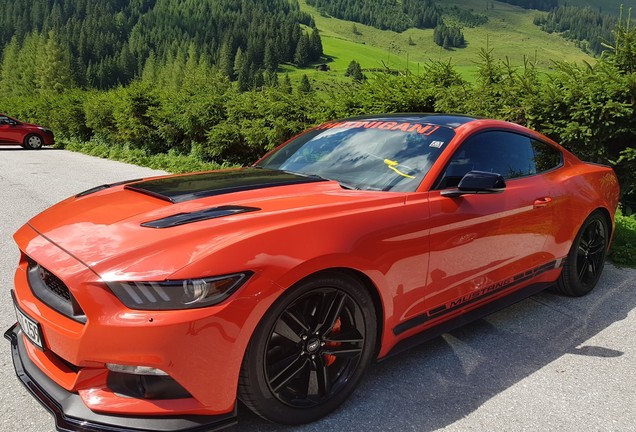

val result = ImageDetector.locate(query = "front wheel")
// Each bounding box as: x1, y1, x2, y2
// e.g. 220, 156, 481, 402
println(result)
239, 272, 377, 425
24, 134, 44, 149
554, 211, 609, 296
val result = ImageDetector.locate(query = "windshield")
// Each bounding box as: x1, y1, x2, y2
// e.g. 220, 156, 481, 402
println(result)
256, 120, 455, 191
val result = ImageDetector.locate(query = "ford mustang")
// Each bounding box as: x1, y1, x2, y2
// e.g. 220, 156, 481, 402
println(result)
6, 114, 619, 431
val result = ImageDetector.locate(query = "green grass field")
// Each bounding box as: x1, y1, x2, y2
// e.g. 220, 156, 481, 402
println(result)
292, 0, 600, 83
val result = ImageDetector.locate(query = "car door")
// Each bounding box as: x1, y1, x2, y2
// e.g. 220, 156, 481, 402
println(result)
0, 116, 21, 144
423, 130, 561, 320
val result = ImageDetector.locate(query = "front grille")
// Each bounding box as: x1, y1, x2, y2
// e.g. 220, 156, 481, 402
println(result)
27, 259, 86, 324
38, 265, 70, 300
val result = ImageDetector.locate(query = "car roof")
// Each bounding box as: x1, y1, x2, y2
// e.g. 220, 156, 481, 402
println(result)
334, 113, 478, 129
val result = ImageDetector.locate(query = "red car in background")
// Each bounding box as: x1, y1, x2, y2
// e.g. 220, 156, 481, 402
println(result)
0, 113, 54, 149
6, 114, 619, 431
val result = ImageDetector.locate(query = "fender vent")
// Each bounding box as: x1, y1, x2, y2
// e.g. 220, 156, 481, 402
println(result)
141, 205, 260, 228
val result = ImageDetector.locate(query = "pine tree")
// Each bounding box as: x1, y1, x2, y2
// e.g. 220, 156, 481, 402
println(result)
264, 69, 279, 87
166, 48, 187, 89
141, 51, 158, 82
234, 47, 245, 79
297, 74, 312, 93
294, 33, 311, 67
443, 36, 450, 49
236, 50, 253, 92
218, 38, 235, 80
183, 43, 199, 88
253, 69, 265, 89
345, 59, 365, 81
282, 73, 292, 94
264, 40, 279, 71
0, 36, 21, 96
16, 31, 43, 96
36, 31, 73, 93
310, 28, 323, 60
117, 42, 135, 84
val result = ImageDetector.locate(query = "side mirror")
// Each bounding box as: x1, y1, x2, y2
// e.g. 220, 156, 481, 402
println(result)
441, 170, 506, 197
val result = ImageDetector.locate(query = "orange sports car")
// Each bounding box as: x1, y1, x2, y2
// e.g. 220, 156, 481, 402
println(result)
6, 114, 619, 431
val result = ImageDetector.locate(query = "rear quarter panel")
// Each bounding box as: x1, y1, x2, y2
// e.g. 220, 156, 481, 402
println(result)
546, 155, 619, 258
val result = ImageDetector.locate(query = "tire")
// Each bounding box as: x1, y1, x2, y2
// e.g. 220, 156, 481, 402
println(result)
238, 272, 377, 425
554, 211, 609, 296
24, 134, 44, 149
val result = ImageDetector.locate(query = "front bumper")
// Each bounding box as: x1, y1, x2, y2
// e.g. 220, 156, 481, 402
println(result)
5, 324, 237, 432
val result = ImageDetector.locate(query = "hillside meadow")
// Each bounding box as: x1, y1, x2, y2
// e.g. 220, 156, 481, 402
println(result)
294, 0, 594, 82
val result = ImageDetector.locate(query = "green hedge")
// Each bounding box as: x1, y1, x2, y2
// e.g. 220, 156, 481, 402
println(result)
62, 138, 235, 174
611, 209, 636, 267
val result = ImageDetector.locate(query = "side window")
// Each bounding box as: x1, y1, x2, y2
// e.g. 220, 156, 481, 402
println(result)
0, 116, 9, 125
532, 139, 562, 173
435, 131, 537, 189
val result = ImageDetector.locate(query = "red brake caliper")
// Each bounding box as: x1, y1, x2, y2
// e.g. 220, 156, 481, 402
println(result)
323, 318, 341, 367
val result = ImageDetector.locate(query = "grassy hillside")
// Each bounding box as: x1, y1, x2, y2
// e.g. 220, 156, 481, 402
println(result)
295, 0, 595, 82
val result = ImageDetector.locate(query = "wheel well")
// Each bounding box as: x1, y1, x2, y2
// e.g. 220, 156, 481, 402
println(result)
300, 268, 384, 359
594, 207, 613, 239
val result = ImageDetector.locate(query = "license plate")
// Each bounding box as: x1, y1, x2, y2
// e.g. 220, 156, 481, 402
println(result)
14, 302, 44, 350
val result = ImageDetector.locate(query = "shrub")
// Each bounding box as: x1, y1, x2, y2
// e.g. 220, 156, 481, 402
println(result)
611, 209, 636, 267
62, 137, 234, 173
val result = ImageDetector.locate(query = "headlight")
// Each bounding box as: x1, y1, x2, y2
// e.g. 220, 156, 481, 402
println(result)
106, 272, 252, 310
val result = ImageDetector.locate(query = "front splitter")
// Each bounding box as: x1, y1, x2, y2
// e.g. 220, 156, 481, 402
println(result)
4, 324, 237, 432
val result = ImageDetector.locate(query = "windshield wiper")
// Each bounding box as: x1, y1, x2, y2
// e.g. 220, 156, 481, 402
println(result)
306, 174, 360, 190
282, 170, 360, 190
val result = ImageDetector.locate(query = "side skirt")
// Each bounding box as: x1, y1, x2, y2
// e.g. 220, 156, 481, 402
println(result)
382, 281, 553, 360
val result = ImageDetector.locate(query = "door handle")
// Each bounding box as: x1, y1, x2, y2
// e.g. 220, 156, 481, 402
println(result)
533, 197, 552, 208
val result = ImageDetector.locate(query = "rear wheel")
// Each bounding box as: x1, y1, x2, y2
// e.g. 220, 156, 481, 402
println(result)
239, 272, 376, 425
555, 211, 609, 296
24, 134, 43, 149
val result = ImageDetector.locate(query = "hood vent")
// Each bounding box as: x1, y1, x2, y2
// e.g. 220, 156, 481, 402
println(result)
141, 205, 260, 228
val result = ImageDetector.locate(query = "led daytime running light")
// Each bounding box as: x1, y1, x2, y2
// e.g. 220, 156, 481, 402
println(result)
107, 272, 252, 310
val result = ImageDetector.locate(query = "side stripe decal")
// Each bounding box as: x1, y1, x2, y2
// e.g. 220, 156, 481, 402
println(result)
392, 258, 565, 336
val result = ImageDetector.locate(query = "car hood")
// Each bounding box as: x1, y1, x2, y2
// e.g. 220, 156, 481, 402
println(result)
19, 122, 42, 128
24, 168, 404, 280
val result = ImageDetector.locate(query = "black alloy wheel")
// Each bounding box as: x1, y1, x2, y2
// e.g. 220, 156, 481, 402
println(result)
239, 272, 376, 424
265, 287, 365, 407
575, 218, 607, 286
555, 211, 609, 296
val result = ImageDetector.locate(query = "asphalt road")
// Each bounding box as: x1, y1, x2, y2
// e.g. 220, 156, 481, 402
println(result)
0, 146, 634, 432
